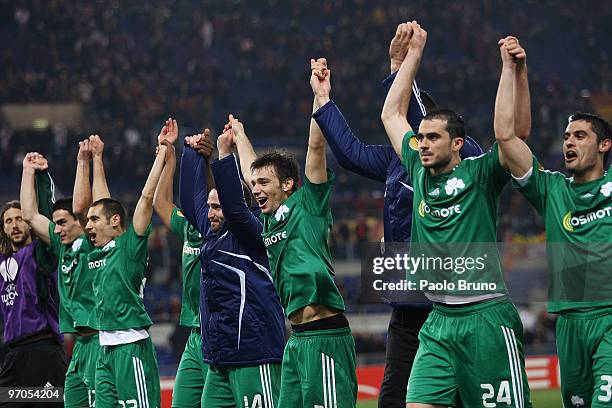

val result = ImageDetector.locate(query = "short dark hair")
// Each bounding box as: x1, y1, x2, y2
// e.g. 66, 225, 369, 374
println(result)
422, 108, 466, 139
569, 112, 612, 164
91, 198, 127, 229
52, 197, 76, 219
1, 201, 22, 256
251, 150, 300, 194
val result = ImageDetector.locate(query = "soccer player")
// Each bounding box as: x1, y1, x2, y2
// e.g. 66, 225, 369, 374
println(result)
0, 156, 66, 405
179, 129, 285, 407
152, 119, 209, 408
311, 22, 485, 408
85, 136, 169, 408
19, 137, 108, 408
381, 23, 531, 407
495, 38, 612, 408
231, 62, 358, 407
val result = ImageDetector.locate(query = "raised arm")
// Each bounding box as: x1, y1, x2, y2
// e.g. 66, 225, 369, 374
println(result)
386, 23, 428, 127
228, 115, 257, 187
314, 102, 395, 181
153, 119, 179, 229
312, 54, 396, 181
179, 133, 214, 234
133, 143, 168, 235
494, 37, 533, 177
89, 135, 111, 201
381, 21, 426, 157
213, 131, 264, 249
305, 58, 330, 183
20, 153, 51, 245
513, 38, 531, 141
73, 139, 93, 228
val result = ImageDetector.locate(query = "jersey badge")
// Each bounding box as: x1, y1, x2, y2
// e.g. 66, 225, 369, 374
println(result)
72, 238, 83, 252
0, 258, 18, 281
102, 240, 116, 252
409, 136, 419, 151
444, 177, 465, 197
600, 182, 612, 197
275, 204, 290, 221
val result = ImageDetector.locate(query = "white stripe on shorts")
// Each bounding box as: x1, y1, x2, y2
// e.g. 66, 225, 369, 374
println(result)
501, 326, 522, 408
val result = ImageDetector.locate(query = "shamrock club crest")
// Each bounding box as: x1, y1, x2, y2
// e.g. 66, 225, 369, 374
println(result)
275, 204, 290, 221
600, 182, 612, 198
444, 177, 465, 197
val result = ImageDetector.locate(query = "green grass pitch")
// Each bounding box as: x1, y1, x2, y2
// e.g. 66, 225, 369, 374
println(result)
356, 389, 562, 407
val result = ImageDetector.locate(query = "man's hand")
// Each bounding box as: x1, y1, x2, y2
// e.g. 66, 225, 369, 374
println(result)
23, 152, 48, 172
501, 36, 526, 69
77, 139, 92, 162
156, 141, 175, 160
389, 22, 413, 73
227, 114, 246, 140
497, 36, 516, 68
217, 130, 234, 160
407, 21, 427, 54
158, 118, 179, 145
310, 58, 331, 106
89, 134, 105, 159
186, 129, 214, 160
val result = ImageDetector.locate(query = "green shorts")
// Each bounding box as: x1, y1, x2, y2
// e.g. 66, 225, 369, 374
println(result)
172, 329, 209, 408
64, 333, 100, 408
202, 363, 281, 407
406, 298, 532, 407
557, 308, 612, 408
278, 327, 357, 408
95, 337, 160, 408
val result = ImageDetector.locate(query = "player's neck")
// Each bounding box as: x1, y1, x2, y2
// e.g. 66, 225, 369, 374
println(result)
429, 156, 461, 177
572, 163, 604, 184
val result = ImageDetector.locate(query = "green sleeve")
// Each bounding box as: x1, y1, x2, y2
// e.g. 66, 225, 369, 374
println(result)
512, 156, 550, 215
169, 207, 187, 240
300, 169, 335, 217
125, 223, 152, 261
35, 171, 56, 219
47, 222, 62, 254
34, 240, 58, 276
400, 130, 420, 177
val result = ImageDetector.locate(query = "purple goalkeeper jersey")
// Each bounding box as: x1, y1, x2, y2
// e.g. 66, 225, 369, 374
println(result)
0, 240, 61, 345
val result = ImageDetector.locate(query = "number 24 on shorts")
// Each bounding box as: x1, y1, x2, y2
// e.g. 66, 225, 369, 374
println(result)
481, 381, 511, 407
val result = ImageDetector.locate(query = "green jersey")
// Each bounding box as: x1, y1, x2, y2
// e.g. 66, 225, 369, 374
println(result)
48, 223, 97, 332
401, 132, 509, 299
515, 157, 612, 312
261, 170, 345, 317
87, 224, 153, 330
169, 208, 202, 328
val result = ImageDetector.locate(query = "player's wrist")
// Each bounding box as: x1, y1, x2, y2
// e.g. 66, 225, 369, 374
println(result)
315, 95, 330, 107
390, 60, 401, 73
22, 167, 36, 175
